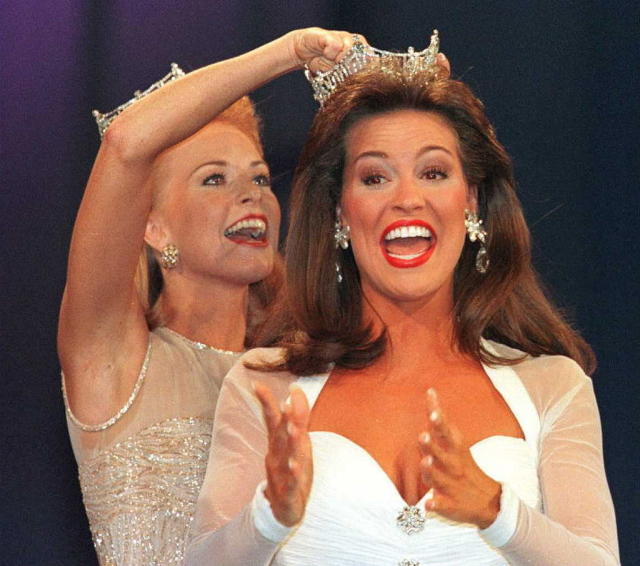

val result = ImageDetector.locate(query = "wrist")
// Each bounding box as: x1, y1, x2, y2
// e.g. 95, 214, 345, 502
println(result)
266, 31, 304, 75
264, 484, 301, 527
476, 483, 501, 529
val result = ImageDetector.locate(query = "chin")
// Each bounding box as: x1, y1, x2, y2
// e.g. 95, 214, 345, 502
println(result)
238, 259, 275, 286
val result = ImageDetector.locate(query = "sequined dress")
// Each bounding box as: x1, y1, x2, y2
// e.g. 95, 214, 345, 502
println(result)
64, 327, 241, 566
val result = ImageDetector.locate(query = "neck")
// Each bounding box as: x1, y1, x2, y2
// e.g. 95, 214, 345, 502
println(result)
362, 284, 461, 368
159, 276, 249, 352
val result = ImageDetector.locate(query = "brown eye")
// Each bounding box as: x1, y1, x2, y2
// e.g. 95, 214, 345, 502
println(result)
362, 173, 386, 186
253, 174, 272, 186
423, 167, 447, 180
203, 173, 225, 186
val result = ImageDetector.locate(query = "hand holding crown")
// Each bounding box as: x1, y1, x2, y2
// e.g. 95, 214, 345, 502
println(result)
287, 27, 367, 74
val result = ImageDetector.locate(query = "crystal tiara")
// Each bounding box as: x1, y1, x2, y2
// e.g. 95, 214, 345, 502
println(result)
305, 30, 440, 107
92, 63, 185, 138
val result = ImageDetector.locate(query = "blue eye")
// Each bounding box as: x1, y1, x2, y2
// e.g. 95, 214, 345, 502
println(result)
203, 173, 225, 185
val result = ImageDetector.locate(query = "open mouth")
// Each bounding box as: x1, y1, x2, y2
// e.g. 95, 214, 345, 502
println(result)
224, 214, 268, 247
381, 220, 436, 268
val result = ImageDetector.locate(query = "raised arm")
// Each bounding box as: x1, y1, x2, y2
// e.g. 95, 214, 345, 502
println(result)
58, 28, 356, 425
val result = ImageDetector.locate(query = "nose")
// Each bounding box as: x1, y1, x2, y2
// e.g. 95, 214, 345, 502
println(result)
391, 176, 425, 214
238, 184, 262, 205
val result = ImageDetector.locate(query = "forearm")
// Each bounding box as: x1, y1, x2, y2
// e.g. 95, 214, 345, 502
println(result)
106, 32, 299, 162
491, 493, 619, 566
481, 374, 620, 566
187, 483, 293, 566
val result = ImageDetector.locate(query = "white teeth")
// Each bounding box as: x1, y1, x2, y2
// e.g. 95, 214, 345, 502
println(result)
387, 251, 425, 260
384, 226, 432, 241
225, 217, 266, 237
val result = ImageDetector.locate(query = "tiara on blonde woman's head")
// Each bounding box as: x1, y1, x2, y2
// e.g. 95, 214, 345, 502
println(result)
304, 30, 440, 107
92, 63, 185, 138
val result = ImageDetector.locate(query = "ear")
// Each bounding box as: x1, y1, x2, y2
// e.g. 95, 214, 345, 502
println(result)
144, 210, 169, 252
336, 205, 348, 227
466, 184, 478, 212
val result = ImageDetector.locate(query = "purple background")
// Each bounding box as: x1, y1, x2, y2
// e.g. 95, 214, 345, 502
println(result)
1, 2, 638, 564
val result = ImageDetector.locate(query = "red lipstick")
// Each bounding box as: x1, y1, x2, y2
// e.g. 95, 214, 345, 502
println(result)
224, 214, 269, 247
380, 219, 436, 268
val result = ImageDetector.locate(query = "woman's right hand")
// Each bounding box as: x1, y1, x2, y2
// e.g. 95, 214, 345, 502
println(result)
285, 27, 363, 74
254, 382, 313, 527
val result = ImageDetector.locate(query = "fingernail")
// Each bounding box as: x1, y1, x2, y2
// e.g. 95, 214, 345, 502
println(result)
288, 457, 295, 471
287, 421, 295, 436
430, 410, 440, 423
425, 489, 436, 510
420, 432, 431, 444
424, 455, 433, 467
427, 387, 437, 400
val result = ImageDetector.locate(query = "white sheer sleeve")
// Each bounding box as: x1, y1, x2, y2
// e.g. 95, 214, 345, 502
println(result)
486, 353, 620, 565
187, 348, 296, 566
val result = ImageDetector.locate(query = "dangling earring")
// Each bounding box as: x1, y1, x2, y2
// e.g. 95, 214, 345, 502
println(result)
464, 209, 489, 274
334, 219, 350, 251
334, 214, 350, 284
160, 244, 180, 269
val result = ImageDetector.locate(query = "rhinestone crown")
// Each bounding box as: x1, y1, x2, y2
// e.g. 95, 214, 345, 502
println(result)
305, 30, 440, 107
92, 63, 185, 138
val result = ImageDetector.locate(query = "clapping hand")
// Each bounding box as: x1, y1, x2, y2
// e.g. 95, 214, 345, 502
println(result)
418, 388, 501, 529
254, 383, 313, 527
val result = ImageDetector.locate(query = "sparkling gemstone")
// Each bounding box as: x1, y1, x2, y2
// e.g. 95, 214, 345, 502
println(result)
396, 505, 425, 534
476, 247, 489, 274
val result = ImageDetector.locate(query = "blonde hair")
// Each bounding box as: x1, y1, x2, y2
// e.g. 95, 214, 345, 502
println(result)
134, 96, 280, 344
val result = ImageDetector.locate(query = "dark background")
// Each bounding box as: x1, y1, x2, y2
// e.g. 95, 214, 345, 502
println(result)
1, 1, 638, 564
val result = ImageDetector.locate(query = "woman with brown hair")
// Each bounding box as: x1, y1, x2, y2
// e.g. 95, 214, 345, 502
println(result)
59, 28, 359, 565
187, 37, 619, 566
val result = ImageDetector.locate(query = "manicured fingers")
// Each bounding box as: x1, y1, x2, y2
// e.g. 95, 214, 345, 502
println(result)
286, 386, 310, 471
306, 30, 368, 71
254, 381, 282, 434
436, 52, 451, 77
419, 388, 466, 508
425, 388, 458, 447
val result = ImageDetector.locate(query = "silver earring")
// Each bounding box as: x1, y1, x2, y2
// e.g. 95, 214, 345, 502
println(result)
160, 244, 180, 269
334, 219, 350, 250
334, 216, 350, 284
464, 209, 489, 274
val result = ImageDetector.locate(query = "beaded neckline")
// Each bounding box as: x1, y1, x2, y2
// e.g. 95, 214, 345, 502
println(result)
160, 327, 243, 356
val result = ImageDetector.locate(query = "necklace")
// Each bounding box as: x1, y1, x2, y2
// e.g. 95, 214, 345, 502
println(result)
161, 327, 243, 356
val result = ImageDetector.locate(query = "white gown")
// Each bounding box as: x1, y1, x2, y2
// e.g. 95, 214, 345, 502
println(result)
64, 327, 241, 566
187, 340, 619, 566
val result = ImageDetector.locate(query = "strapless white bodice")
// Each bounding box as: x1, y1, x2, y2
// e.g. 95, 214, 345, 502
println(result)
273, 429, 540, 566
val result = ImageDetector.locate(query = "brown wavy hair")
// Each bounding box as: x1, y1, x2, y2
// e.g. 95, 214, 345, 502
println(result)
263, 66, 595, 374
134, 96, 284, 347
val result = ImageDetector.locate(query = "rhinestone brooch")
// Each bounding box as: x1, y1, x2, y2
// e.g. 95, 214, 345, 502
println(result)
396, 505, 425, 535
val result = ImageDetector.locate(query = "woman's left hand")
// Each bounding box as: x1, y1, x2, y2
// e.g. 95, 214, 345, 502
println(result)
418, 388, 502, 529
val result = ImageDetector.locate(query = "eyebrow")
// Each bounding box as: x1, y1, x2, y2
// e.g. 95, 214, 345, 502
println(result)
192, 159, 268, 175
352, 145, 453, 164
